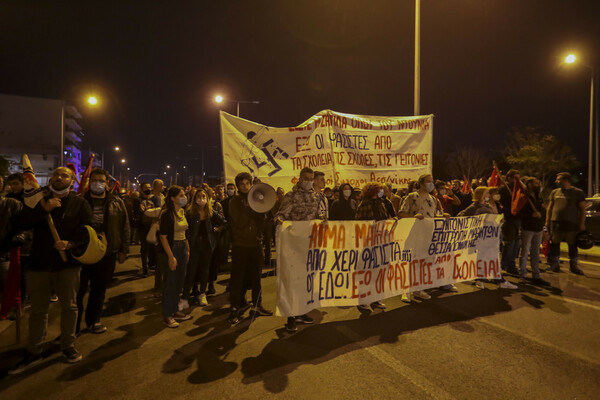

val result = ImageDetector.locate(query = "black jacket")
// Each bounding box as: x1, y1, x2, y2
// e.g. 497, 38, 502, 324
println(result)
84, 191, 130, 254
228, 193, 265, 247
330, 198, 357, 221
0, 197, 22, 253
22, 191, 92, 272
185, 210, 225, 250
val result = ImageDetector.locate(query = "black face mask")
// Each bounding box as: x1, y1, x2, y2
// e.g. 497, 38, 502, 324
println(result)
143, 189, 151, 195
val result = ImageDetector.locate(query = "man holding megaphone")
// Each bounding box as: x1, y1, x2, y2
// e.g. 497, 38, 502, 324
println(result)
227, 172, 273, 324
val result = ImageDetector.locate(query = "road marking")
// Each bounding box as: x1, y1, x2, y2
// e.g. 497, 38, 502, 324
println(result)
336, 325, 456, 400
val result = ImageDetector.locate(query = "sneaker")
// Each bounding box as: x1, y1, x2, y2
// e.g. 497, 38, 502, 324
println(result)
295, 314, 314, 324
357, 304, 371, 310
570, 267, 584, 276
198, 293, 208, 306
414, 290, 431, 300
401, 293, 411, 303
178, 299, 189, 311
498, 280, 518, 289
475, 281, 485, 289
50, 294, 58, 302
164, 317, 179, 328
228, 309, 241, 324
207, 282, 217, 295
371, 301, 386, 309
285, 317, 297, 332
440, 284, 458, 292
173, 312, 192, 321
7, 352, 44, 375
89, 323, 107, 334
531, 277, 550, 286
252, 305, 273, 316
62, 347, 83, 364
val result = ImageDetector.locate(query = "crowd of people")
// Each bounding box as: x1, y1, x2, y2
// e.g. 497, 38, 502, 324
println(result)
0, 163, 588, 374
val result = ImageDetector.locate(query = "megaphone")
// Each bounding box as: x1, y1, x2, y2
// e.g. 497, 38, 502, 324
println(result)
71, 225, 108, 264
248, 182, 277, 213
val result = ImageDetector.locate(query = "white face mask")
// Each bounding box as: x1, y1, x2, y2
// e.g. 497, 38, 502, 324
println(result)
49, 185, 70, 196
378, 189, 384, 198
301, 180, 313, 191
425, 182, 435, 193
483, 196, 490, 202
343, 189, 352, 198
177, 197, 187, 207
227, 189, 235, 196
439, 189, 446, 196
90, 182, 106, 195
492, 194, 501, 201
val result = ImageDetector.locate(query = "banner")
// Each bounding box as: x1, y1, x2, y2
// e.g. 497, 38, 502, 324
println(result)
276, 215, 503, 317
220, 110, 433, 191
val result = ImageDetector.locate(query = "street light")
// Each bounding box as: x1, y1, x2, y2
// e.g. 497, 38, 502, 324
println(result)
213, 94, 260, 117
564, 53, 596, 196
87, 96, 98, 105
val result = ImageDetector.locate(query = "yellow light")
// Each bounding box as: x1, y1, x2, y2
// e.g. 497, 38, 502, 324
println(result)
121, 158, 126, 163
565, 54, 576, 64
166, 165, 170, 169
214, 95, 224, 103
115, 146, 120, 151
88, 96, 98, 105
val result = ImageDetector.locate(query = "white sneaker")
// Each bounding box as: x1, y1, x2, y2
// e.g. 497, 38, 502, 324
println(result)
178, 299, 189, 311
401, 293, 411, 303
414, 290, 431, 300
198, 293, 208, 306
498, 281, 518, 289
475, 281, 485, 289
357, 304, 370, 310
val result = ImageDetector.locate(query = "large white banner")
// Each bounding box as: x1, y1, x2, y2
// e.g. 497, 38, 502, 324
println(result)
220, 110, 433, 191
276, 215, 503, 317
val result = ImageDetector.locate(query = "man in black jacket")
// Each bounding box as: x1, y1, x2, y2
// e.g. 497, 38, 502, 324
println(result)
498, 169, 521, 275
77, 168, 129, 334
9, 167, 92, 374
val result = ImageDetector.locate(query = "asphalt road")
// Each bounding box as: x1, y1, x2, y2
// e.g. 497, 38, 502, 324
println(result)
1, 247, 599, 400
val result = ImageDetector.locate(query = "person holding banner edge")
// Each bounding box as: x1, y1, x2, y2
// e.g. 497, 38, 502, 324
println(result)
275, 167, 320, 333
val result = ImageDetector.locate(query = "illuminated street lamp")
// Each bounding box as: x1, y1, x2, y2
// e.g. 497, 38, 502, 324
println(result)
87, 96, 98, 105
213, 94, 259, 117
564, 53, 596, 196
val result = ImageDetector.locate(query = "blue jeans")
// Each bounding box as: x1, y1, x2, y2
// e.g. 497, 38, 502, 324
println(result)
519, 230, 542, 278
162, 240, 188, 318
501, 219, 521, 270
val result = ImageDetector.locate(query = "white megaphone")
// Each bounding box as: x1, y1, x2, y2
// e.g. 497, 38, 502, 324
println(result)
248, 182, 277, 213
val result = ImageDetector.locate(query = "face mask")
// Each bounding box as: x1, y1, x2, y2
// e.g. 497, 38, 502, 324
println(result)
377, 189, 384, 198
325, 193, 332, 198
227, 189, 235, 196
483, 196, 490, 202
439, 189, 446, 196
90, 182, 106, 195
425, 182, 435, 193
492, 194, 501, 201
143, 189, 151, 195
177, 197, 187, 207
49, 185, 70, 196
343, 190, 352, 198
301, 180, 313, 191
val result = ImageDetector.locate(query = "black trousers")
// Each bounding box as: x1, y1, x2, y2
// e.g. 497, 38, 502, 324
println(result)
76, 252, 116, 330
229, 245, 263, 309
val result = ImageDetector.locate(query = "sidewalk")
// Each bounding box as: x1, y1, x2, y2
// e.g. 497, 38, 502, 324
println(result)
560, 243, 600, 263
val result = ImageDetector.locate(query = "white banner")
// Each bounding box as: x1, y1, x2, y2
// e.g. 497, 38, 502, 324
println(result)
276, 215, 503, 317
220, 110, 433, 191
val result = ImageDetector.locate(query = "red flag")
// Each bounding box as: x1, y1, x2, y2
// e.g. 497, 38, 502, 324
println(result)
0, 247, 21, 320
461, 175, 472, 194
78, 154, 95, 194
112, 180, 121, 194
489, 166, 500, 187
511, 176, 528, 216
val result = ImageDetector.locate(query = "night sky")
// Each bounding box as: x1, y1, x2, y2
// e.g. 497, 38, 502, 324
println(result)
2, 0, 599, 179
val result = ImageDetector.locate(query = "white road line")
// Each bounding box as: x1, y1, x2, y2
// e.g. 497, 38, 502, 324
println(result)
336, 325, 457, 400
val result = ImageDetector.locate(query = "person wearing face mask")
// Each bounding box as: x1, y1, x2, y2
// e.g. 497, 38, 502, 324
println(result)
228, 173, 273, 324
134, 182, 156, 276
383, 183, 402, 215
354, 182, 390, 310
450, 179, 472, 216
330, 183, 357, 220
77, 169, 130, 335
275, 167, 320, 332
180, 188, 225, 308
545, 172, 587, 275
313, 171, 329, 220
459, 186, 518, 290
434, 181, 460, 215
158, 185, 192, 328
398, 174, 451, 300
517, 177, 549, 284
9, 167, 92, 373
487, 187, 502, 214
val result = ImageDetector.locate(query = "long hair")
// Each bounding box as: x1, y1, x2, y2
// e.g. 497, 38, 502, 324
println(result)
188, 188, 214, 218
162, 185, 185, 216
361, 182, 383, 199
